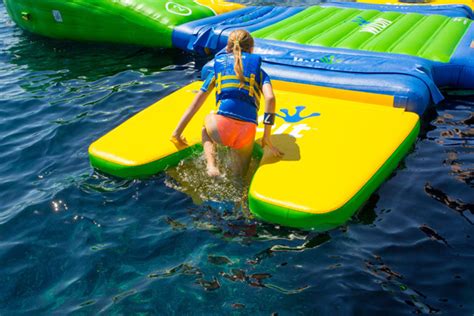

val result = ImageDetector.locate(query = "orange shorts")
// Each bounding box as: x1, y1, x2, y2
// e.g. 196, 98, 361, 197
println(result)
214, 115, 257, 150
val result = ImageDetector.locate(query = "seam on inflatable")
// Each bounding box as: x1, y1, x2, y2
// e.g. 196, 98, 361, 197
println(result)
306, 9, 363, 45
332, 10, 379, 47
355, 12, 402, 50
365, 14, 422, 51
275, 7, 329, 41
252, 8, 314, 38
417, 17, 451, 60
284, 7, 339, 42
360, 12, 406, 51
387, 14, 428, 53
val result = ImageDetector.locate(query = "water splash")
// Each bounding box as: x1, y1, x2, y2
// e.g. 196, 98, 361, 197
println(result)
165, 147, 260, 209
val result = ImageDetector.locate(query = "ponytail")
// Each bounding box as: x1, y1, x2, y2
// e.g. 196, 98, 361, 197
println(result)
233, 40, 245, 87
226, 30, 254, 88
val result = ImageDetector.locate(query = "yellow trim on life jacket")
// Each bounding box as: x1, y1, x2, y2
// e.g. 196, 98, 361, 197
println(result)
218, 83, 261, 105
217, 75, 262, 97
249, 74, 256, 97
220, 75, 252, 83
217, 73, 222, 95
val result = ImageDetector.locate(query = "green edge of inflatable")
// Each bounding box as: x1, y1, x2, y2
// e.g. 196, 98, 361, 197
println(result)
248, 121, 421, 231
3, 0, 216, 47
89, 144, 264, 179
89, 145, 203, 179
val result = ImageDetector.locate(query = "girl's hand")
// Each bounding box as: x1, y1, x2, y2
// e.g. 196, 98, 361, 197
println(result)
262, 137, 283, 158
170, 133, 188, 148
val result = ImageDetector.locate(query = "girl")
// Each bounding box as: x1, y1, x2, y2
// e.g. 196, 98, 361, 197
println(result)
171, 29, 282, 178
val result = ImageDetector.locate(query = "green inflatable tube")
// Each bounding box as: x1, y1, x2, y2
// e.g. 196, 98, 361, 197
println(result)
3, 0, 217, 47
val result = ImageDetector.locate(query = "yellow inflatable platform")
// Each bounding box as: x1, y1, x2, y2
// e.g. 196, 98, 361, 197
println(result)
89, 81, 419, 230
195, 0, 244, 14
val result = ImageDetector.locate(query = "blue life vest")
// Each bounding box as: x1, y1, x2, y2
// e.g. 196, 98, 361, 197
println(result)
213, 52, 264, 124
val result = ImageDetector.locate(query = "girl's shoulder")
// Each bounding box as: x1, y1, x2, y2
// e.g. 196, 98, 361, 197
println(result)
241, 52, 262, 63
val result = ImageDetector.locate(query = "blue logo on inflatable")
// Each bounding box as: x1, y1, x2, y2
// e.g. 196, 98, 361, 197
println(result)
318, 55, 342, 64
352, 16, 370, 26
276, 106, 320, 123
352, 16, 393, 35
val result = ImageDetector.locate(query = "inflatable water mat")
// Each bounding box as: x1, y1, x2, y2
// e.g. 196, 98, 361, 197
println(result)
250, 5, 472, 63
351, 0, 474, 10
89, 81, 419, 230
174, 2, 473, 54
174, 3, 473, 113
3, 0, 243, 47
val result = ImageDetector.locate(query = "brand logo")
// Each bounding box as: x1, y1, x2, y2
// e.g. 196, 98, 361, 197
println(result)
293, 55, 343, 64
277, 106, 320, 123
258, 105, 320, 138
318, 55, 342, 64
354, 17, 392, 35
352, 16, 370, 26
166, 2, 192, 16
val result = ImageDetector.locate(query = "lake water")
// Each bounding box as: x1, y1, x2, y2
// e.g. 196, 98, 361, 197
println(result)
0, 1, 473, 314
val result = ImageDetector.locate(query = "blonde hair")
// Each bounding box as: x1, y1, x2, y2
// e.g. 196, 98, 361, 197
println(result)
226, 29, 254, 87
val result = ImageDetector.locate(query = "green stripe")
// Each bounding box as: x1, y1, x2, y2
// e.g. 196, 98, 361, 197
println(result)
419, 17, 472, 61
89, 143, 263, 179
253, 5, 471, 63
336, 11, 403, 50
248, 120, 420, 231
252, 6, 324, 40
89, 145, 203, 179
362, 13, 424, 52
288, 8, 360, 44
314, 10, 379, 47
389, 15, 448, 57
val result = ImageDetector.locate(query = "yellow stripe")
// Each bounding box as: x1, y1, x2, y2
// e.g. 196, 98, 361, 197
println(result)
217, 73, 222, 95
249, 74, 256, 97
217, 83, 261, 105
220, 83, 251, 90
220, 77, 262, 96
271, 80, 394, 107
221, 75, 246, 81
195, 1, 245, 14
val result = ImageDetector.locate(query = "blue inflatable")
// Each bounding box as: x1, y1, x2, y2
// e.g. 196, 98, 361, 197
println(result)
173, 2, 474, 114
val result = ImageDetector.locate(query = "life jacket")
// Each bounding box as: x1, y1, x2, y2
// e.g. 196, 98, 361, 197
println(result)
214, 52, 263, 109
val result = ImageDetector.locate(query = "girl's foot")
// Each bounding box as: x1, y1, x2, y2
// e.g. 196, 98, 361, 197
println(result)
207, 165, 221, 178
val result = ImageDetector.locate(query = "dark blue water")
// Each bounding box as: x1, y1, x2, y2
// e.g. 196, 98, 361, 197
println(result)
1, 1, 473, 314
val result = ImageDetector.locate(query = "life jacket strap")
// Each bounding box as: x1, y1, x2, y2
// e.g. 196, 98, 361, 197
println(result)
249, 74, 256, 97
217, 73, 222, 95
216, 75, 261, 95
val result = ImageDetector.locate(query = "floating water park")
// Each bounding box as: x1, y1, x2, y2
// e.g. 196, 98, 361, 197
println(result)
4, 0, 473, 230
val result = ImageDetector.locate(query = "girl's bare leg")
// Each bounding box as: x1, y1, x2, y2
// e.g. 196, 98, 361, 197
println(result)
203, 114, 222, 177
231, 142, 254, 178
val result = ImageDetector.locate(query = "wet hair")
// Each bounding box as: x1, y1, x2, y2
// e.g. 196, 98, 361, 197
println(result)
226, 29, 254, 87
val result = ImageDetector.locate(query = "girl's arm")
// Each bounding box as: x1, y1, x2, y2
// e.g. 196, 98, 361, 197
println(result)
261, 83, 283, 157
171, 84, 213, 147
